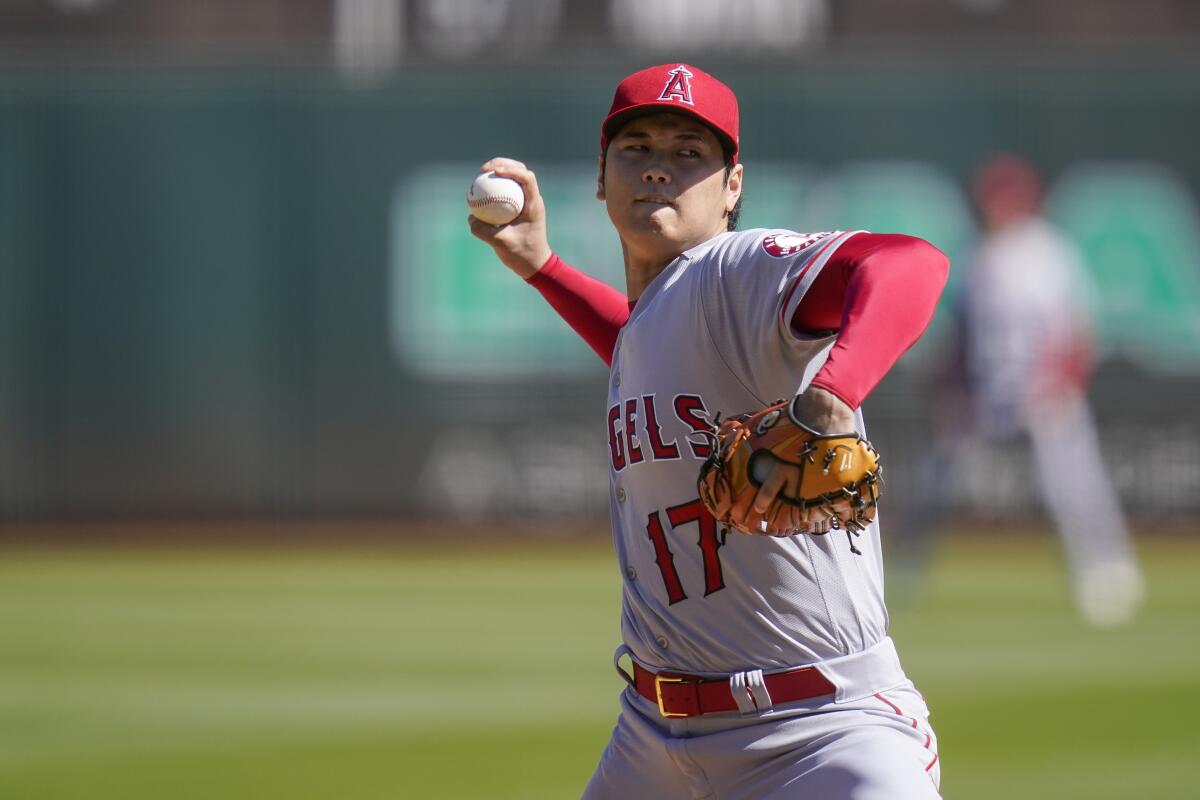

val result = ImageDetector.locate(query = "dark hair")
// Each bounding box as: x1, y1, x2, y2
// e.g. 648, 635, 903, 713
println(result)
723, 154, 742, 231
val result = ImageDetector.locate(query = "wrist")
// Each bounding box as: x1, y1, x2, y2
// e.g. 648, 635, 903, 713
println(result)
508, 243, 553, 280
806, 378, 856, 412
524, 249, 559, 284
789, 386, 855, 434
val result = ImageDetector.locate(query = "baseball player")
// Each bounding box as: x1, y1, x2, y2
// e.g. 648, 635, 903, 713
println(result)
470, 64, 949, 799
948, 153, 1143, 626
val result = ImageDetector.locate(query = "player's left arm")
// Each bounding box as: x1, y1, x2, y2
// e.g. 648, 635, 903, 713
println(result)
795, 232, 951, 412
742, 233, 949, 526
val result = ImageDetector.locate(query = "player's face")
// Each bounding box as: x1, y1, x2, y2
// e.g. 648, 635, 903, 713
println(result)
599, 112, 742, 267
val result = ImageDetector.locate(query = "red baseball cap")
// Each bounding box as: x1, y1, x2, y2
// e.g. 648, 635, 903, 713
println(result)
600, 63, 740, 164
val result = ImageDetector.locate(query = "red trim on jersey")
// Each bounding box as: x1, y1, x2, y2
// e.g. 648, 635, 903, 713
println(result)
526, 253, 630, 366
777, 234, 843, 329
796, 233, 950, 410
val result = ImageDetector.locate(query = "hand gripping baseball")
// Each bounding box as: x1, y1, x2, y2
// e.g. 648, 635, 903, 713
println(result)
467, 157, 552, 279
697, 395, 882, 552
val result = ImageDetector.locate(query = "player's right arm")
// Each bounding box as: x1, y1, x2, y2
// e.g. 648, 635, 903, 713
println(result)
468, 157, 630, 365
468, 157, 552, 278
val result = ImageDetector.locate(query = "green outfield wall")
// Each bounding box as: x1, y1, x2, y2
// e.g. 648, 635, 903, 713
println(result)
2, 61, 1199, 519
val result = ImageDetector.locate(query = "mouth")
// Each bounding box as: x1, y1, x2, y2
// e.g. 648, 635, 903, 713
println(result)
634, 194, 676, 207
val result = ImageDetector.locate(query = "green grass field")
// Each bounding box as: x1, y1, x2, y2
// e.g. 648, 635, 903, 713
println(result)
1, 532, 1198, 799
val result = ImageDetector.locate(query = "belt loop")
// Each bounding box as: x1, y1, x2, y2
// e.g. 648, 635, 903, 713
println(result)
747, 669, 773, 713
612, 644, 635, 687
730, 668, 773, 715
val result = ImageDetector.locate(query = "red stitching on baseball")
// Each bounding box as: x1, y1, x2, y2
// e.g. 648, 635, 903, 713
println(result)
468, 197, 521, 210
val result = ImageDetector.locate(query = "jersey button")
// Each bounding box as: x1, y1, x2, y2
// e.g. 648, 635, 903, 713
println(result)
655, 635, 669, 650
613, 374, 620, 388
617, 487, 627, 503
625, 564, 637, 580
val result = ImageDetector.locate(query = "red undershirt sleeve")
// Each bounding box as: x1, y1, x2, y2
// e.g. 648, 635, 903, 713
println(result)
526, 252, 630, 367
794, 233, 950, 410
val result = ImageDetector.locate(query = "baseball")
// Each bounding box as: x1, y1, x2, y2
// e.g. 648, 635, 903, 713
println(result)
467, 171, 525, 225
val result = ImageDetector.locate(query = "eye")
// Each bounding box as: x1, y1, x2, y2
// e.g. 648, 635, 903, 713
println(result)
678, 148, 701, 158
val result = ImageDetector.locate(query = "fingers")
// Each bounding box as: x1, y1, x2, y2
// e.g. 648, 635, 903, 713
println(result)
467, 213, 501, 243
482, 156, 527, 176
751, 469, 785, 515
482, 157, 542, 213
781, 505, 806, 534
728, 484, 761, 533
751, 462, 798, 515
725, 459, 805, 536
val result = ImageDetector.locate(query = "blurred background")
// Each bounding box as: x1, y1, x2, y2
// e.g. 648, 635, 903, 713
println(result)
1, 1, 1198, 798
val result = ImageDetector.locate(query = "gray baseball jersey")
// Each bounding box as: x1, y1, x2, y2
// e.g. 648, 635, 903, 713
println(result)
605, 228, 887, 674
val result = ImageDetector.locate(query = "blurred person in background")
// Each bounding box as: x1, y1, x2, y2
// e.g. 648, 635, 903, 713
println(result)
911, 152, 1145, 627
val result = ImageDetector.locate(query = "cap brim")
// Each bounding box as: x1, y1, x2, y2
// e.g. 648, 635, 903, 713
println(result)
602, 103, 737, 160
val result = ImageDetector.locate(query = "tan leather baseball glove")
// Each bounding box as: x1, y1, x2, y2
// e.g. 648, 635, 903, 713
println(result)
697, 399, 882, 547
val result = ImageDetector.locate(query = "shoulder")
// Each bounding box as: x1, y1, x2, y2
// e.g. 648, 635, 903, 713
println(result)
696, 229, 844, 270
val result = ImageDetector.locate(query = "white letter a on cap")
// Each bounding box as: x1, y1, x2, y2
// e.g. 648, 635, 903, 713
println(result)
659, 65, 695, 106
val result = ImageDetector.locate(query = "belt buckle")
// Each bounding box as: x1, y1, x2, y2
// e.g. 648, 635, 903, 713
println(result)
654, 675, 689, 718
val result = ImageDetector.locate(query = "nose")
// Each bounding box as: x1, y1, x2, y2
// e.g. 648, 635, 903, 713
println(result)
642, 166, 670, 185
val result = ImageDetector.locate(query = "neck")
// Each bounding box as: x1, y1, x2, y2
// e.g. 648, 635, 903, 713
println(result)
621, 229, 726, 301
622, 242, 673, 301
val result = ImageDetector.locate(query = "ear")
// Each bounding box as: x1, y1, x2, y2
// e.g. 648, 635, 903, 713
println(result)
596, 154, 606, 201
724, 163, 744, 215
